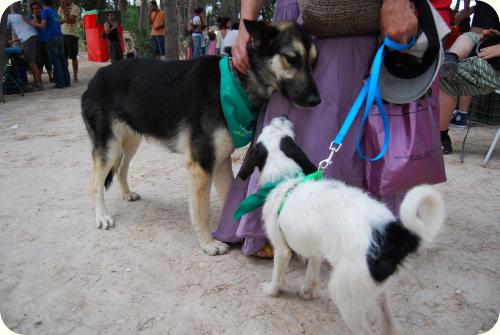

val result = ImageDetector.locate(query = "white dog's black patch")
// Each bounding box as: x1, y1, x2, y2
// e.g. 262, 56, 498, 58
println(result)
367, 220, 421, 283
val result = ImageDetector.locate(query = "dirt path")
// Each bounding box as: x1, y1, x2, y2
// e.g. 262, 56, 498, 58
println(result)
0, 58, 499, 335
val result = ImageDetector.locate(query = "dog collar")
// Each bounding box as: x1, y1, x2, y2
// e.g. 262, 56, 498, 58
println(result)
219, 56, 257, 148
232, 170, 324, 220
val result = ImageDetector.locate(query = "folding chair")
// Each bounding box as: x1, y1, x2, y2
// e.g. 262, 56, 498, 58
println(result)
2, 48, 27, 96
482, 127, 500, 167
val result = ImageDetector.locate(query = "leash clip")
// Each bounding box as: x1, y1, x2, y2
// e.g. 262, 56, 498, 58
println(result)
318, 143, 342, 171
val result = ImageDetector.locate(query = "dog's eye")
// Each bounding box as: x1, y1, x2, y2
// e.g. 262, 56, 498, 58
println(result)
284, 54, 301, 67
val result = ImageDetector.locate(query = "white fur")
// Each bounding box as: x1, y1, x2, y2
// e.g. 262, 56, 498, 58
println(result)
255, 117, 446, 335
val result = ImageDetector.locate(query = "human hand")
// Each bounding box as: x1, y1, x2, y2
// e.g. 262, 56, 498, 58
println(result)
23, 16, 33, 25
232, 22, 252, 74
480, 29, 500, 40
380, 0, 418, 44
478, 44, 500, 60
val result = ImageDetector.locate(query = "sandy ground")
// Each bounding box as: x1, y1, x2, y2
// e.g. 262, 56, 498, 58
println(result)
0, 57, 499, 335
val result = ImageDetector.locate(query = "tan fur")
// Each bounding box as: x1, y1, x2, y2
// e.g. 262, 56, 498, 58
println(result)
276, 21, 294, 31
291, 40, 306, 58
309, 45, 317, 63
90, 119, 232, 254
270, 55, 296, 80
91, 138, 122, 229
212, 129, 235, 203
186, 150, 229, 255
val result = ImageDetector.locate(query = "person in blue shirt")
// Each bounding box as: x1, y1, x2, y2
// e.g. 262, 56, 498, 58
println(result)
29, 2, 54, 83
25, 0, 70, 88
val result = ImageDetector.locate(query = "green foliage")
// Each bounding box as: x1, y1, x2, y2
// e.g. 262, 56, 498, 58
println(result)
122, 6, 153, 57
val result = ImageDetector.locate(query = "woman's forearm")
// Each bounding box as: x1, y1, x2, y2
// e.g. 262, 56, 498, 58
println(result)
240, 0, 265, 21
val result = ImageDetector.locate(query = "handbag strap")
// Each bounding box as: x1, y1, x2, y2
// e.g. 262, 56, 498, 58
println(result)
318, 36, 415, 170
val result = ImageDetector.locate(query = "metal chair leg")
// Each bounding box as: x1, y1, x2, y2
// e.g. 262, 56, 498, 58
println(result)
482, 128, 500, 167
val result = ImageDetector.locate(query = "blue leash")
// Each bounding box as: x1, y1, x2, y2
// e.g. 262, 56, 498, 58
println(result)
318, 36, 416, 170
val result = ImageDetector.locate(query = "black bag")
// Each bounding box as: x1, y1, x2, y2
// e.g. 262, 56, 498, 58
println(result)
101, 31, 107, 39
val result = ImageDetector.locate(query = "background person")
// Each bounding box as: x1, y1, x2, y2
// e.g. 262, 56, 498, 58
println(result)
190, 7, 205, 59
29, 1, 54, 83
7, 2, 43, 90
220, 22, 239, 56
149, 1, 165, 59
216, 17, 231, 55
104, 12, 123, 63
58, 0, 81, 82
25, 0, 70, 89
439, 0, 500, 153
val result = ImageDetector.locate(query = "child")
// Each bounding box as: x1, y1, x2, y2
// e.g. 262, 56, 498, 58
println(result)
207, 30, 217, 55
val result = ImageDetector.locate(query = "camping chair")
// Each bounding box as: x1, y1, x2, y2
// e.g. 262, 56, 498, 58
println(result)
482, 127, 500, 167
2, 47, 27, 96
460, 92, 500, 167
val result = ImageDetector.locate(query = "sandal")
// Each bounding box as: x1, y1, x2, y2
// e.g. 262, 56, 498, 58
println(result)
253, 242, 274, 259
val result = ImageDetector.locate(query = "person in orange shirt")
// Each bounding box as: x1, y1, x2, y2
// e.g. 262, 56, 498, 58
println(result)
149, 1, 165, 59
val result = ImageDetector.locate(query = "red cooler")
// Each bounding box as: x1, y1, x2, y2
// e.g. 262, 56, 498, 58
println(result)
83, 10, 124, 62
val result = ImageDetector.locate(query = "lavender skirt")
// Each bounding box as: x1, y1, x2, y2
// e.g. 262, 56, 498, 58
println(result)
213, 0, 443, 255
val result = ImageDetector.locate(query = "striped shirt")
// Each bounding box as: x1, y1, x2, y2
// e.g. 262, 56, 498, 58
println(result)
58, 3, 80, 37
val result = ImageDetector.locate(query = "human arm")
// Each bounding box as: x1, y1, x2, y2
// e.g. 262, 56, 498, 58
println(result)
7, 38, 20, 46
478, 44, 500, 60
153, 10, 165, 30
231, 0, 266, 73
24, 15, 46, 29
60, 5, 79, 24
454, 0, 474, 26
104, 22, 116, 34
379, 0, 418, 44
480, 29, 500, 40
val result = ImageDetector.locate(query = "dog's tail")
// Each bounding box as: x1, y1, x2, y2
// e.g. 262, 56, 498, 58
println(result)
104, 169, 114, 190
399, 185, 445, 244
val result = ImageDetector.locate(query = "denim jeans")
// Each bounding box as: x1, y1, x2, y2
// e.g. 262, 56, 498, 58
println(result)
47, 37, 70, 88
192, 34, 203, 59
151, 35, 165, 57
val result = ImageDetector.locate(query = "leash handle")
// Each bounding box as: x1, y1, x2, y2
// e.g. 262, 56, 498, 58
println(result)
318, 36, 416, 170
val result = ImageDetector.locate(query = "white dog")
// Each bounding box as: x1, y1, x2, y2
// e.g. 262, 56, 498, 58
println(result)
236, 116, 446, 335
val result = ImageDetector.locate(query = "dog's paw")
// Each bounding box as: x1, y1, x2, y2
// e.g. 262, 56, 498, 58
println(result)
201, 240, 229, 256
122, 192, 141, 201
300, 285, 317, 300
261, 282, 280, 297
96, 215, 114, 229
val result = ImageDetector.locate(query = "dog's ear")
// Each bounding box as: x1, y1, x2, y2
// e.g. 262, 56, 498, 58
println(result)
280, 136, 316, 174
237, 142, 268, 180
243, 20, 279, 47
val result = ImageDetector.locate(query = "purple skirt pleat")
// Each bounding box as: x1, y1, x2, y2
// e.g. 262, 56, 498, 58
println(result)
213, 1, 444, 255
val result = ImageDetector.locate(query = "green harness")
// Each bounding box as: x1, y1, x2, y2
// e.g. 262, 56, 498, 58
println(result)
219, 56, 257, 148
233, 170, 324, 220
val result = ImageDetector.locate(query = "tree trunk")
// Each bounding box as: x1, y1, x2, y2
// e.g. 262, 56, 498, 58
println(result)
138, 0, 147, 30
187, 0, 194, 29
117, 0, 127, 13
233, 0, 238, 22
165, 0, 179, 60
0, 10, 7, 103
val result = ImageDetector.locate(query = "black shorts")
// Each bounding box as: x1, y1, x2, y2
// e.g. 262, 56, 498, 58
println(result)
472, 1, 500, 31
22, 35, 40, 64
37, 41, 52, 71
63, 35, 79, 60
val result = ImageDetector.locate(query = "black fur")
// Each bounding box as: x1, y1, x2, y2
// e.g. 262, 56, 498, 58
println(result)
280, 136, 317, 174
237, 142, 268, 180
82, 21, 320, 178
82, 57, 224, 172
367, 220, 421, 283
104, 170, 114, 190
243, 20, 320, 107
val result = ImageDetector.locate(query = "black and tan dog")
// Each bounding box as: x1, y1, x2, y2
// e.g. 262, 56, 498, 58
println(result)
81, 20, 320, 255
